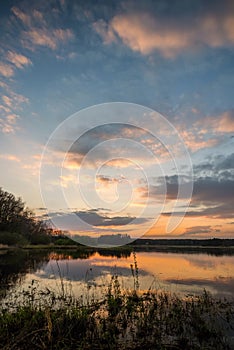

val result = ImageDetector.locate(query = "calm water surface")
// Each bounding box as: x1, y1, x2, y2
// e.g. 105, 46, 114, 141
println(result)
1, 249, 234, 305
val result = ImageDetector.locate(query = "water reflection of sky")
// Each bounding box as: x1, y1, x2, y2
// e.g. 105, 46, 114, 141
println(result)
4, 252, 234, 301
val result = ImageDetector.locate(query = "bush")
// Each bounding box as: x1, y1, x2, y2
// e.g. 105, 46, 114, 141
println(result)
0, 231, 28, 246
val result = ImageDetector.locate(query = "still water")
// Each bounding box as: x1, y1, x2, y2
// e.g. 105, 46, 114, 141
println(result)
1, 249, 234, 305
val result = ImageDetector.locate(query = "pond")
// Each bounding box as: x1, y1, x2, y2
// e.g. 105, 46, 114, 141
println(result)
1, 248, 234, 307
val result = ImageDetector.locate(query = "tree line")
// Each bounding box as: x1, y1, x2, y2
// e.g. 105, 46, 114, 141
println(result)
0, 187, 52, 245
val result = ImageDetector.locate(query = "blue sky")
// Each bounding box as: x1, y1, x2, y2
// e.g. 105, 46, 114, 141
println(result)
0, 0, 234, 239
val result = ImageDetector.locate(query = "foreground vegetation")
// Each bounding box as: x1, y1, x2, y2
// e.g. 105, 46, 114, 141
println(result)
1, 273, 234, 349
1, 189, 234, 348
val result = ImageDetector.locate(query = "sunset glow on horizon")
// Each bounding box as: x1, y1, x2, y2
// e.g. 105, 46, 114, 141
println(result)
0, 0, 234, 240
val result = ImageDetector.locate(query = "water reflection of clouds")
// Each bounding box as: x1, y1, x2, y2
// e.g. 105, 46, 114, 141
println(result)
184, 255, 216, 269
166, 277, 234, 299
136, 252, 234, 280
36, 258, 149, 282
4, 251, 234, 302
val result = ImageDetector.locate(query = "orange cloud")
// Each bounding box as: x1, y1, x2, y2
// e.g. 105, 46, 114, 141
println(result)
23, 28, 74, 50
2, 93, 28, 110
179, 129, 219, 152
6, 114, 19, 124
0, 62, 14, 77
195, 110, 234, 134
0, 154, 20, 162
93, 19, 117, 44
60, 174, 78, 188
216, 111, 234, 133
11, 6, 74, 51
95, 10, 234, 57
0, 91, 28, 134
0, 105, 11, 113
111, 13, 191, 57
106, 158, 136, 168
2, 96, 12, 107
7, 51, 32, 69
11, 6, 31, 26
0, 112, 20, 134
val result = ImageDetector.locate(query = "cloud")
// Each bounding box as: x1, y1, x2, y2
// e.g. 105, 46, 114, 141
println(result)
0, 113, 20, 134
194, 153, 234, 174
11, 6, 74, 51
108, 13, 193, 57
6, 51, 32, 69
163, 203, 234, 219
192, 177, 234, 204
178, 129, 219, 152
96, 175, 126, 185
75, 210, 135, 227
23, 28, 74, 50
1, 93, 28, 110
93, 19, 117, 44
139, 172, 234, 219
0, 62, 14, 77
57, 123, 175, 171
174, 110, 234, 153
216, 153, 234, 170
0, 90, 28, 134
94, 1, 234, 57
139, 174, 192, 200
45, 209, 148, 231
0, 154, 20, 162
163, 176, 234, 219
195, 110, 234, 134
59, 173, 77, 188
216, 110, 234, 133
0, 105, 11, 113
166, 277, 234, 297
182, 225, 221, 235
2, 96, 12, 108
11, 6, 32, 26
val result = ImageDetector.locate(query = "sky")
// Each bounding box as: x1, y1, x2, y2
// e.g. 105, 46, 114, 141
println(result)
0, 0, 234, 241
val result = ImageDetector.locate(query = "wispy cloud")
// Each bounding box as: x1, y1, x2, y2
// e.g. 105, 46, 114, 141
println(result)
178, 129, 219, 152
0, 113, 20, 134
0, 154, 21, 162
183, 225, 217, 235
6, 51, 32, 69
0, 62, 14, 77
22, 28, 74, 50
217, 111, 234, 133
202, 110, 234, 133
2, 93, 28, 110
0, 90, 28, 134
11, 6, 74, 51
96, 175, 127, 185
11, 6, 32, 26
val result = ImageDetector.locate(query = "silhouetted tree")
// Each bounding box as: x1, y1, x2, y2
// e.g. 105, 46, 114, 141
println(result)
0, 188, 51, 245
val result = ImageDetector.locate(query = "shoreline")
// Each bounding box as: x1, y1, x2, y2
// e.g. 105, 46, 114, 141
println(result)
1, 243, 234, 255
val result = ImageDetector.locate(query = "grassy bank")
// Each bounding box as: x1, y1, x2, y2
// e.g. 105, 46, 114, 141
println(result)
1, 275, 234, 349
2, 243, 234, 254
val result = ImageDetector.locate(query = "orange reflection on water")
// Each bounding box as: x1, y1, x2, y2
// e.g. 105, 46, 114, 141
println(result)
135, 252, 234, 282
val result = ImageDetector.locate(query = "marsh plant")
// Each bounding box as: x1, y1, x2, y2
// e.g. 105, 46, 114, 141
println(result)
0, 257, 234, 349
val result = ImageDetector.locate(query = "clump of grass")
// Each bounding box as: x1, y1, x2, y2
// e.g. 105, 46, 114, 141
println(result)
130, 251, 139, 292
0, 264, 234, 349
